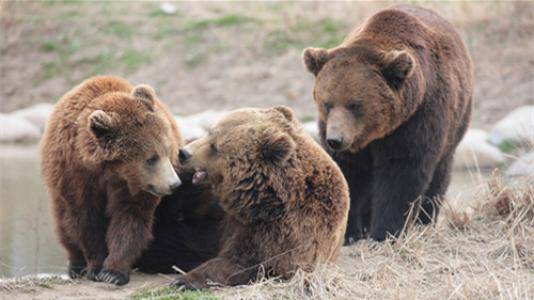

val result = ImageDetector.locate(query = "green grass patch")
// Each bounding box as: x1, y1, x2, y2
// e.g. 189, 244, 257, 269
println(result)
130, 287, 217, 300
185, 14, 254, 31
498, 140, 515, 153
43, 0, 83, 5
300, 115, 316, 123
263, 17, 348, 54
40, 41, 58, 52
121, 49, 151, 72
105, 21, 134, 39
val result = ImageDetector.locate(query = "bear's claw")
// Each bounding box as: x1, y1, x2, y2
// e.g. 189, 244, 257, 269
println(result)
86, 268, 101, 282
67, 262, 86, 279
171, 275, 199, 291
96, 269, 129, 286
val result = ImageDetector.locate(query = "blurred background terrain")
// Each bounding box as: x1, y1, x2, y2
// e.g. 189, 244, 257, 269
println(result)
1, 1, 533, 128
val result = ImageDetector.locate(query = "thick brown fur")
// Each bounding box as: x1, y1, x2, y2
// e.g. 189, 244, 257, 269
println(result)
41, 76, 183, 285
302, 5, 473, 242
174, 106, 350, 289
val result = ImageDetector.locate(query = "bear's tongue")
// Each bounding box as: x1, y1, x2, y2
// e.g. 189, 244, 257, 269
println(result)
192, 168, 208, 185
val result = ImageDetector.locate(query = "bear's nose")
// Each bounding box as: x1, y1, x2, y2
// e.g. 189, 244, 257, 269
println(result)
178, 149, 191, 164
327, 138, 343, 150
169, 180, 182, 191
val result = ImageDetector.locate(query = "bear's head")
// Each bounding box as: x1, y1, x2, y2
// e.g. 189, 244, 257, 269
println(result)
179, 106, 299, 223
302, 46, 418, 153
79, 84, 181, 197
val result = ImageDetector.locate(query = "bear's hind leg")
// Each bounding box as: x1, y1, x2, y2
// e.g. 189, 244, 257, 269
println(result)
419, 154, 453, 224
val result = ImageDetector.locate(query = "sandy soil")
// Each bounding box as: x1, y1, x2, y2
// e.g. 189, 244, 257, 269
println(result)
0, 273, 170, 300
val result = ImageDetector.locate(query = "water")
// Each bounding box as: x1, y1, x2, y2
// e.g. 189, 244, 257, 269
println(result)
0, 144, 490, 278
0, 144, 66, 277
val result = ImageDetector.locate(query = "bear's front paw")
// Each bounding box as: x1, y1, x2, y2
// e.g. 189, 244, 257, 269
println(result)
67, 262, 86, 279
170, 275, 200, 291
96, 269, 129, 286
86, 267, 102, 282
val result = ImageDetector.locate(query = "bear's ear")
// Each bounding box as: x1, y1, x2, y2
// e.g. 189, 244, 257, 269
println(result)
132, 84, 156, 111
261, 132, 295, 163
302, 47, 331, 76
380, 50, 415, 89
273, 105, 294, 121
89, 110, 114, 139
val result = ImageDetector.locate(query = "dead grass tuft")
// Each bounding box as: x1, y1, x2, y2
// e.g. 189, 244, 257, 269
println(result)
0, 274, 74, 293
213, 175, 533, 299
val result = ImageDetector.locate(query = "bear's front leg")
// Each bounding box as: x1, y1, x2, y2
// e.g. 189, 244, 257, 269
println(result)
369, 159, 433, 241
171, 257, 256, 290
96, 193, 160, 285
333, 150, 373, 245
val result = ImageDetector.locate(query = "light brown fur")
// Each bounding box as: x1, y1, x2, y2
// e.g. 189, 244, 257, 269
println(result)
174, 106, 349, 289
41, 76, 183, 285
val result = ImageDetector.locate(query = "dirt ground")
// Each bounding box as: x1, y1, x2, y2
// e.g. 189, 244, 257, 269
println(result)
1, 2, 533, 129
1, 178, 532, 300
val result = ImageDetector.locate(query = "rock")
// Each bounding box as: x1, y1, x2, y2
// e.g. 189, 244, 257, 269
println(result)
0, 114, 42, 143
302, 121, 319, 141
489, 106, 534, 149
174, 116, 206, 143
11, 103, 54, 132
505, 152, 534, 183
453, 128, 506, 170
160, 2, 177, 15
183, 110, 229, 130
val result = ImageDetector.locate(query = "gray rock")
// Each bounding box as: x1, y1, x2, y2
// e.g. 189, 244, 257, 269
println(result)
489, 106, 534, 148
302, 121, 319, 141
183, 110, 230, 130
0, 114, 42, 143
174, 116, 207, 143
505, 151, 534, 183
12, 103, 54, 132
453, 128, 505, 170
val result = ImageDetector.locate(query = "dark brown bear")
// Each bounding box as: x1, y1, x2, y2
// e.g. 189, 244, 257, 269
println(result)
302, 5, 473, 243
173, 106, 349, 289
41, 76, 183, 285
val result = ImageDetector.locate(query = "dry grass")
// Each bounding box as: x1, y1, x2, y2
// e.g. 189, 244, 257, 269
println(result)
0, 273, 74, 293
207, 175, 533, 300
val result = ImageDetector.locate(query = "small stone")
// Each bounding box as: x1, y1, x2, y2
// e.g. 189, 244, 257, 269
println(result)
453, 128, 505, 169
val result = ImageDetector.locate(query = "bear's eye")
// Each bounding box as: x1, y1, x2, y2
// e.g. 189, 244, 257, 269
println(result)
346, 102, 363, 116
323, 102, 333, 113
146, 154, 159, 166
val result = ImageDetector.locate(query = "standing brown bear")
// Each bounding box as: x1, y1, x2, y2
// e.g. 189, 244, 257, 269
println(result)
173, 106, 349, 289
302, 5, 473, 243
41, 76, 183, 285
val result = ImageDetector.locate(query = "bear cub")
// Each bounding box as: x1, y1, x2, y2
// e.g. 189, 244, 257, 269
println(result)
41, 76, 183, 285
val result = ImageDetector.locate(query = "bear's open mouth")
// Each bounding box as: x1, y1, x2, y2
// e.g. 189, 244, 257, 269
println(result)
192, 168, 208, 185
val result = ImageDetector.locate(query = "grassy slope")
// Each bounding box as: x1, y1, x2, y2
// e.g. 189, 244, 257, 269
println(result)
1, 2, 533, 127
